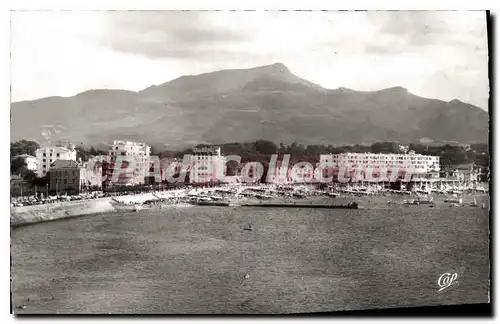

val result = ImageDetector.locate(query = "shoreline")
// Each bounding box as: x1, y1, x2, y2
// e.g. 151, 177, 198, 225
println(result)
11, 187, 490, 228
10, 197, 114, 228
11, 211, 111, 229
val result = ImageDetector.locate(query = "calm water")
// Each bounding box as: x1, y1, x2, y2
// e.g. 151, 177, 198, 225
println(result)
11, 201, 490, 314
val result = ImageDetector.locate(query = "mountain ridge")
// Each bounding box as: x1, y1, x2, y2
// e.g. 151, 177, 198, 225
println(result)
11, 63, 488, 149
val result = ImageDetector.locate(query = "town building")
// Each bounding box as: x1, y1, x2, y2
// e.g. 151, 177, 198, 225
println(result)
107, 140, 151, 186
189, 145, 222, 184
13, 154, 38, 171
319, 151, 440, 182
10, 174, 32, 197
450, 164, 481, 182
48, 160, 86, 194
155, 157, 183, 183
82, 155, 109, 188
82, 160, 104, 190
35, 144, 77, 177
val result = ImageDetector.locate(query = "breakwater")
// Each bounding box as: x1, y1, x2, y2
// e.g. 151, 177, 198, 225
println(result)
10, 198, 115, 227
10, 192, 166, 227
242, 203, 359, 209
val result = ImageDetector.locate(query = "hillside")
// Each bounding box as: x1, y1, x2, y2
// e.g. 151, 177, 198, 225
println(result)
10, 63, 489, 149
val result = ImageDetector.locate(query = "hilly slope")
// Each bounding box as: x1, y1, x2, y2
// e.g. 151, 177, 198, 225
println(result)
11, 63, 489, 148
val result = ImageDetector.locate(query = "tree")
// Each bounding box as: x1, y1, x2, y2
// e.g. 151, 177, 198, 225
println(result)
10, 157, 26, 174
254, 140, 278, 155
11, 140, 40, 157
286, 142, 305, 157
89, 146, 98, 156
17, 166, 36, 182
279, 142, 286, 154
31, 175, 49, 187
76, 146, 91, 161
370, 142, 399, 154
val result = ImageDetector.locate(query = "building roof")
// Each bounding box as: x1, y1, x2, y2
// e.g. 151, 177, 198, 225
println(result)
36, 146, 72, 152
14, 154, 36, 159
453, 163, 475, 170
50, 159, 80, 169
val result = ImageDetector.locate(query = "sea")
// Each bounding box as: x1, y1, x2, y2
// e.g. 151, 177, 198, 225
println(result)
11, 196, 490, 314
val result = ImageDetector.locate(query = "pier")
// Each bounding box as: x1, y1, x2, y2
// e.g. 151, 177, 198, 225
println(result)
241, 202, 359, 209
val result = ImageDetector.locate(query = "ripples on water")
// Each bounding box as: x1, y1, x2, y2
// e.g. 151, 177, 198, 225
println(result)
11, 198, 490, 314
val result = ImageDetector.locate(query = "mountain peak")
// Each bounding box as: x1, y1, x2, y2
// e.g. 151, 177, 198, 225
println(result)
336, 87, 355, 92
254, 62, 290, 73
270, 62, 288, 69
382, 86, 408, 93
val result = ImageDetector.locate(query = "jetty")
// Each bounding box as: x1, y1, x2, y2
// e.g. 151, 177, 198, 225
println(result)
241, 202, 359, 209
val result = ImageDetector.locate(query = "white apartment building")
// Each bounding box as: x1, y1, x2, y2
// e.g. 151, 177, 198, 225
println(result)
190, 145, 222, 183
320, 151, 440, 174
35, 144, 77, 177
14, 154, 38, 171
108, 140, 151, 185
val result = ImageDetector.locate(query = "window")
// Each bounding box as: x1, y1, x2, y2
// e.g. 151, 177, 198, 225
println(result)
57, 153, 60, 157
43, 159, 46, 162
43, 153, 46, 157
50, 153, 53, 157
63, 179, 67, 184
43, 164, 46, 169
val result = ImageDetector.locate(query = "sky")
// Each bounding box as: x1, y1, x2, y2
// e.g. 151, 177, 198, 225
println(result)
10, 10, 489, 109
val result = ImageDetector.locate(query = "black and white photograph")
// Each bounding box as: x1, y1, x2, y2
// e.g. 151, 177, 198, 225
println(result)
9, 9, 490, 315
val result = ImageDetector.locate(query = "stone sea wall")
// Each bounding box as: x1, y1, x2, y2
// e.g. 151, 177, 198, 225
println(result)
10, 191, 184, 227
11, 197, 115, 227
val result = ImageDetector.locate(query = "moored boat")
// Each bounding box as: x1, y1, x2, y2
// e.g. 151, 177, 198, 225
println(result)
110, 198, 143, 212
193, 200, 230, 207
415, 195, 434, 204
470, 198, 479, 207
444, 194, 463, 204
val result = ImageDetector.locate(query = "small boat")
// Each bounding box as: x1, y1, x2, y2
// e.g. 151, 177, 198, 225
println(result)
415, 195, 434, 204
444, 194, 463, 204
228, 199, 243, 207
110, 198, 143, 212
192, 199, 230, 206
403, 196, 434, 206
254, 194, 273, 200
470, 198, 479, 207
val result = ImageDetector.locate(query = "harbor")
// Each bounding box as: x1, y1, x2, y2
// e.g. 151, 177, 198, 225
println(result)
106, 181, 489, 213
11, 197, 490, 314
11, 180, 489, 228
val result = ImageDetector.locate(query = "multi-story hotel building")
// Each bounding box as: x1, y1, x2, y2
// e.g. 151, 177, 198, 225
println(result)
35, 144, 77, 177
108, 140, 151, 185
319, 151, 440, 181
189, 145, 222, 183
